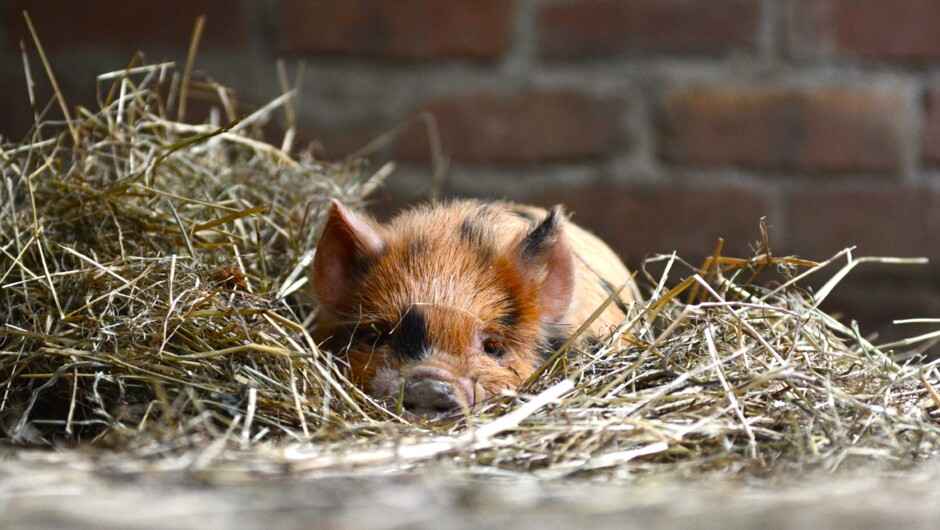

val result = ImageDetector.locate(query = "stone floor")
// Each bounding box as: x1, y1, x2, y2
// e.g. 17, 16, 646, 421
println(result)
2, 451, 939, 529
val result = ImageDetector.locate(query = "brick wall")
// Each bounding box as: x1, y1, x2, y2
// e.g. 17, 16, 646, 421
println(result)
2, 0, 939, 343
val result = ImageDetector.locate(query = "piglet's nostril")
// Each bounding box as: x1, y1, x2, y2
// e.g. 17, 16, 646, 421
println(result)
401, 378, 462, 413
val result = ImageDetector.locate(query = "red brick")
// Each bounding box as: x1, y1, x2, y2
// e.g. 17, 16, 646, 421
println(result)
781, 186, 940, 340
537, 0, 759, 60
659, 88, 906, 173
398, 91, 624, 163
922, 89, 940, 165
784, 187, 940, 262
789, 0, 940, 62
3, 0, 247, 51
530, 185, 772, 264
276, 0, 513, 60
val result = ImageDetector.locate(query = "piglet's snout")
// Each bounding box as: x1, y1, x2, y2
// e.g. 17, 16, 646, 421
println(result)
401, 378, 462, 415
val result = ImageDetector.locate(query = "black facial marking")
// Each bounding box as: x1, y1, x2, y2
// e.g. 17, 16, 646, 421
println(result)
521, 207, 561, 261
391, 310, 430, 362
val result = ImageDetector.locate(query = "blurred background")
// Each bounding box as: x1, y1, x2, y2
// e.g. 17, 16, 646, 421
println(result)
1, 0, 938, 346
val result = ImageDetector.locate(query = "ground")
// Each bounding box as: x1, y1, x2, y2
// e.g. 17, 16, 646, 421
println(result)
2, 450, 939, 529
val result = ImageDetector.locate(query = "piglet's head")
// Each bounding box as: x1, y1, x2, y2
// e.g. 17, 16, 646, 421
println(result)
312, 200, 574, 420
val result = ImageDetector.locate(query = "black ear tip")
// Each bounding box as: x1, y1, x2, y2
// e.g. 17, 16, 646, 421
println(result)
520, 205, 567, 260
547, 205, 566, 223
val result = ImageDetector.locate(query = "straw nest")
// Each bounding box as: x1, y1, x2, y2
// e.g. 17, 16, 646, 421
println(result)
2, 55, 939, 480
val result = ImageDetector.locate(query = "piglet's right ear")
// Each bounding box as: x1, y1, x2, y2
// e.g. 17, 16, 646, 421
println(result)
312, 200, 385, 312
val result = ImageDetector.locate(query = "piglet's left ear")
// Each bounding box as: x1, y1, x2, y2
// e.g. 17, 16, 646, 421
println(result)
515, 206, 575, 324
312, 200, 385, 313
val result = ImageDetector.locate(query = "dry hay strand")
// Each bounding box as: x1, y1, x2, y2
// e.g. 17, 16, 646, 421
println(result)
2, 56, 939, 480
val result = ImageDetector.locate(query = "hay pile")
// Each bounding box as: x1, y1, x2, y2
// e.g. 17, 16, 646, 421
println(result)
2, 56, 939, 479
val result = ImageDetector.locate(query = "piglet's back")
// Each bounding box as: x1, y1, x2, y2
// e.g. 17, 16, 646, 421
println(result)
492, 202, 637, 337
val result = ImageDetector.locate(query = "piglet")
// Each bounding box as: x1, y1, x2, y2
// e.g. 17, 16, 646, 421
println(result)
312, 199, 636, 419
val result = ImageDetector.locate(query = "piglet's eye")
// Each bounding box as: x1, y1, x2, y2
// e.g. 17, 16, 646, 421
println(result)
361, 324, 389, 346
482, 338, 507, 358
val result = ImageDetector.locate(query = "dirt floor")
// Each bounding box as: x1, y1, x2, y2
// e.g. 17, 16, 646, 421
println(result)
2, 450, 939, 530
